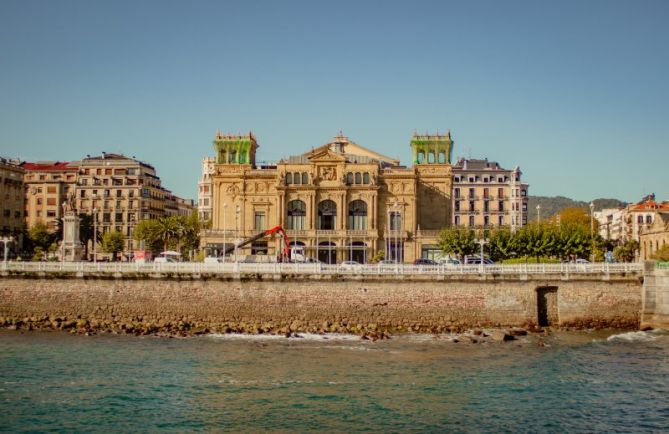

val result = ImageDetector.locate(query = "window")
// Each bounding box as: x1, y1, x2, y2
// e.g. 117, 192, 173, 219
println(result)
469, 216, 475, 226
455, 201, 460, 211
80, 178, 88, 186
103, 213, 110, 223
286, 200, 306, 230
484, 215, 490, 226
455, 215, 460, 225
521, 189, 527, 197
389, 211, 401, 231
499, 201, 504, 212
346, 173, 353, 185
646, 215, 652, 224
499, 216, 504, 225
363, 173, 370, 184
347, 200, 368, 230
37, 198, 43, 205
254, 212, 266, 231
47, 186, 56, 194
317, 200, 337, 230
80, 190, 86, 198
115, 213, 123, 222
454, 188, 460, 199
301, 172, 308, 185
468, 188, 475, 199
47, 198, 56, 206
104, 189, 110, 198
484, 201, 489, 212
498, 188, 504, 198
293, 172, 301, 185
469, 201, 475, 211
483, 188, 489, 199
355, 173, 362, 184
468, 177, 474, 183
46, 210, 56, 218
286, 173, 293, 184
116, 190, 122, 198
105, 168, 112, 175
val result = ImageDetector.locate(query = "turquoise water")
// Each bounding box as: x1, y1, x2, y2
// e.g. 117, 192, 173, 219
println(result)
1, 330, 667, 433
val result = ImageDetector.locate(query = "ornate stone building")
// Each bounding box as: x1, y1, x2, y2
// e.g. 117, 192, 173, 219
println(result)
203, 131, 454, 263
640, 211, 669, 260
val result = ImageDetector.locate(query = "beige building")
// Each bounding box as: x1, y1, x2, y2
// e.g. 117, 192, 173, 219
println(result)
22, 161, 79, 232
203, 131, 454, 263
621, 194, 669, 244
640, 211, 669, 260
452, 158, 528, 231
0, 157, 25, 251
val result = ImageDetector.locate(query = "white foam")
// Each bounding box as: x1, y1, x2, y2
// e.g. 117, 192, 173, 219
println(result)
606, 331, 658, 342
207, 332, 360, 342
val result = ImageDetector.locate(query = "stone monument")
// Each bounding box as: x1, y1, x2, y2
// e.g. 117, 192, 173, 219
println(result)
60, 201, 84, 261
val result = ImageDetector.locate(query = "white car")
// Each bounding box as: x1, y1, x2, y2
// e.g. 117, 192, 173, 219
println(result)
340, 260, 361, 271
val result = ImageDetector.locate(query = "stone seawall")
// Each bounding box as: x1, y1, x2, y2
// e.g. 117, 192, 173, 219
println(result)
641, 262, 669, 329
0, 273, 642, 335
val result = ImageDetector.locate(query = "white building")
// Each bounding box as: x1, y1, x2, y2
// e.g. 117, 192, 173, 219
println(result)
197, 157, 215, 222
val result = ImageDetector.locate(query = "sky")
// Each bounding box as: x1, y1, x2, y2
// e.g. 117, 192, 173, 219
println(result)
1, 0, 667, 203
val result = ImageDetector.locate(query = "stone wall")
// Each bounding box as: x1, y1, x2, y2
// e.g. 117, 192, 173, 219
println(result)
641, 261, 669, 329
0, 273, 642, 335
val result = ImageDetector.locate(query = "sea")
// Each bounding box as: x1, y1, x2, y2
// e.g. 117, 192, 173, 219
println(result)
1, 329, 667, 433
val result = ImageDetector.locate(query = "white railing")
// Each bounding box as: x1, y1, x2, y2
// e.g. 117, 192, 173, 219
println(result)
0, 261, 643, 277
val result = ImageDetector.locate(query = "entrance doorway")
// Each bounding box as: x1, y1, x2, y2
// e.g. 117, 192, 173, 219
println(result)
318, 241, 336, 264
537, 286, 558, 327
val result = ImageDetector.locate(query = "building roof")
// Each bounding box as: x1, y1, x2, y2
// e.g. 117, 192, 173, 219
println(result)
453, 158, 515, 172
290, 133, 399, 167
628, 194, 669, 212
21, 161, 78, 172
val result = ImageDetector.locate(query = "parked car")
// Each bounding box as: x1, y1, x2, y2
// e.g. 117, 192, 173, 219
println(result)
154, 256, 177, 263
204, 257, 221, 264
464, 256, 494, 265
340, 260, 361, 271
413, 258, 438, 266
437, 257, 461, 265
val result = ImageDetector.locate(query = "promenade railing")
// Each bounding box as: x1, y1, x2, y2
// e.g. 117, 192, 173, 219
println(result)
1, 261, 643, 276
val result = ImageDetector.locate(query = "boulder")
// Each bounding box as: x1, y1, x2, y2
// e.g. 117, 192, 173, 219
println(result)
491, 330, 515, 342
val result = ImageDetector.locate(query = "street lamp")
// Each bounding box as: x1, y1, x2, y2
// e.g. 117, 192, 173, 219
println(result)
394, 203, 401, 264
536, 204, 541, 223
589, 202, 595, 262
92, 192, 98, 263
1, 236, 14, 264
222, 203, 227, 263
234, 204, 240, 263
476, 237, 488, 267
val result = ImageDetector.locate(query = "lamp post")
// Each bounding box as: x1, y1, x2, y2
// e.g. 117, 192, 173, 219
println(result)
222, 203, 227, 263
1, 236, 13, 264
92, 193, 97, 263
394, 203, 401, 264
536, 204, 541, 223
235, 204, 240, 263
476, 237, 488, 272
589, 202, 595, 262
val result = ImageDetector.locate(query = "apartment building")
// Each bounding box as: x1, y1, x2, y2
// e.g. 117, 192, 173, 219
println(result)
197, 157, 215, 221
452, 158, 529, 231
22, 161, 79, 231
0, 157, 25, 250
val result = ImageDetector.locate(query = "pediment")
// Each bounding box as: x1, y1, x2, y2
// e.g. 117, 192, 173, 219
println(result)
307, 149, 347, 163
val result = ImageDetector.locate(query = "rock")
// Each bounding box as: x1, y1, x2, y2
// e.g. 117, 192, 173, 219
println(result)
491, 330, 515, 342
76, 319, 89, 329
509, 327, 528, 336
472, 329, 483, 336
460, 335, 479, 344
640, 325, 654, 331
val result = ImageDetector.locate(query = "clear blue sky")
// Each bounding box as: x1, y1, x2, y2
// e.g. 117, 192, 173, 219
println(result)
1, 0, 667, 203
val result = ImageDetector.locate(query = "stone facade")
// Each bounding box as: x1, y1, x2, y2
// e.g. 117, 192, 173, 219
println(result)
640, 212, 669, 260
642, 262, 669, 329
203, 131, 455, 263
197, 157, 215, 222
0, 274, 642, 335
22, 161, 79, 232
452, 158, 529, 231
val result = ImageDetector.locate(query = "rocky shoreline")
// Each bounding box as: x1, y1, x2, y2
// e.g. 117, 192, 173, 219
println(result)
0, 315, 638, 343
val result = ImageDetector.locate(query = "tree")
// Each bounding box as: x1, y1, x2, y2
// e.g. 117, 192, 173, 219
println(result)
651, 245, 669, 262
78, 213, 96, 258
133, 219, 162, 253
614, 240, 639, 262
487, 227, 514, 261
101, 230, 125, 261
28, 221, 56, 255
438, 227, 477, 261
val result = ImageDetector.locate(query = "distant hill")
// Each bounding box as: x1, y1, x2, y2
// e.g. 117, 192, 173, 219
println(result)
527, 196, 627, 221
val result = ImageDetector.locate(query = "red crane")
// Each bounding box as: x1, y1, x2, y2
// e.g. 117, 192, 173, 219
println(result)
223, 225, 291, 261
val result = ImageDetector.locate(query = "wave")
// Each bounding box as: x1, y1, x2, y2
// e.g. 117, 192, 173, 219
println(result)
606, 329, 666, 342
206, 332, 361, 342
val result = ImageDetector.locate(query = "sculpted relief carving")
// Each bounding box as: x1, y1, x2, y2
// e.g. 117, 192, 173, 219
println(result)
226, 183, 241, 199
320, 166, 337, 181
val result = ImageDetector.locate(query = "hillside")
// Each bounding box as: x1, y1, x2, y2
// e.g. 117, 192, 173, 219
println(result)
527, 196, 627, 221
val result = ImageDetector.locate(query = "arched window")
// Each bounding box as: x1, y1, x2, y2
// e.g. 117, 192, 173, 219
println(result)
302, 172, 308, 185
438, 151, 446, 164
355, 173, 362, 184
286, 173, 293, 184
293, 172, 301, 185
287, 200, 306, 229
418, 152, 425, 164
428, 152, 435, 164
347, 200, 368, 230
318, 200, 337, 230
363, 173, 370, 184
229, 151, 237, 163
318, 241, 336, 264
346, 173, 353, 185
